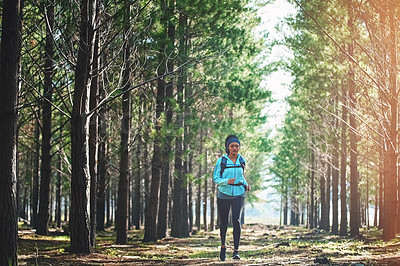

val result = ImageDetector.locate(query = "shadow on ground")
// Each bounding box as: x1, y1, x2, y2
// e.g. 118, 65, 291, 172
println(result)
17, 224, 400, 265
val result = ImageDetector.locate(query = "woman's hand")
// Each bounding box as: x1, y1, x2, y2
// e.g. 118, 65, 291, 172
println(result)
227, 178, 236, 185
245, 184, 251, 191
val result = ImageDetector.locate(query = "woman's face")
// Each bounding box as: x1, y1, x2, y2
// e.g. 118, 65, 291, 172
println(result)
228, 142, 240, 156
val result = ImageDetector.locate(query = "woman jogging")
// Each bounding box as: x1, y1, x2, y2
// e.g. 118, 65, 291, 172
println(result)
213, 135, 251, 261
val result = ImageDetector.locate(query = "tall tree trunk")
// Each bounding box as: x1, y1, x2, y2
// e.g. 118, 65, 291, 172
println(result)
156, 78, 173, 238
188, 152, 193, 232
70, 0, 97, 254
184, 52, 193, 233
319, 169, 327, 230
290, 194, 296, 225
23, 187, 28, 220
64, 195, 68, 222
96, 74, 107, 231
171, 12, 189, 238
132, 101, 142, 230
32, 117, 40, 228
143, 129, 151, 230
56, 149, 62, 228
283, 189, 288, 226
0, 0, 21, 263
37, 1, 55, 236
203, 150, 208, 231
327, 163, 331, 230
49, 186, 54, 223
168, 169, 173, 228
156, 0, 175, 239
340, 83, 348, 236
155, 77, 168, 237
374, 180, 378, 227
378, 153, 383, 229
309, 148, 315, 229
366, 150, 370, 229
210, 167, 216, 231
106, 187, 111, 227
383, 2, 398, 241
112, 190, 116, 225
116, 32, 131, 244
195, 130, 203, 231
89, 19, 100, 246
347, 0, 360, 237
143, 61, 165, 242
332, 109, 340, 234
377, 1, 387, 232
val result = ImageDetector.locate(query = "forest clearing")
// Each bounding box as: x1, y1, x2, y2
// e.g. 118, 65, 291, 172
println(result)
17, 224, 400, 265
3, 0, 400, 265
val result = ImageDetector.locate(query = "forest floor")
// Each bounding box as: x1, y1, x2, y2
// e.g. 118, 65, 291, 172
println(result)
17, 224, 400, 265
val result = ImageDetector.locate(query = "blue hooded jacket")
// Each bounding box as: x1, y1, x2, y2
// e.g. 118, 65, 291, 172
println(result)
213, 154, 248, 196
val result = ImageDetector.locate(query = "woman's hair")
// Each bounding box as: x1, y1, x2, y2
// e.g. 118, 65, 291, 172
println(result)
225, 135, 240, 154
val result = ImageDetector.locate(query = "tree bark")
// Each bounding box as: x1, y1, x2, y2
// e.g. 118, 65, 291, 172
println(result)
89, 28, 99, 246
309, 148, 315, 229
132, 101, 142, 230
171, 13, 189, 238
157, 78, 173, 238
106, 187, 111, 227
383, 2, 398, 241
143, 130, 151, 230
377, 0, 387, 232
64, 195, 68, 222
340, 83, 348, 236
31, 118, 40, 228
70, 0, 97, 254
116, 34, 131, 244
96, 55, 107, 231
143, 63, 165, 242
203, 151, 208, 231
156, 0, 175, 239
188, 152, 193, 232
195, 129, 203, 231
332, 108, 340, 234
210, 168, 216, 231
56, 149, 62, 228
37, 1, 55, 236
0, 0, 22, 264
327, 163, 331, 230
347, 0, 359, 237
378, 153, 383, 228
283, 190, 288, 226
319, 165, 327, 230
184, 51, 193, 233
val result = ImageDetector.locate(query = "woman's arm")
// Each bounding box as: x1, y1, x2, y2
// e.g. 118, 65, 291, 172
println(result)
240, 157, 250, 190
213, 158, 229, 185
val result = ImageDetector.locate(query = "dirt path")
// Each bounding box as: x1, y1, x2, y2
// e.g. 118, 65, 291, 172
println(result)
18, 224, 400, 265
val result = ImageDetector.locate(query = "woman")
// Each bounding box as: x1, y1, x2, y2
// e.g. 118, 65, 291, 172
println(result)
213, 135, 251, 261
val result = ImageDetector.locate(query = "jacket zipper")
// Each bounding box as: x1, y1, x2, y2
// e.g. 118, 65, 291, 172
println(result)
232, 161, 237, 196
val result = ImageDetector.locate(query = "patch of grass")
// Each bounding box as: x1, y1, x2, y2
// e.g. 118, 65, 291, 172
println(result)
42, 243, 69, 252
243, 247, 275, 258
189, 250, 219, 259
53, 248, 66, 255
103, 247, 119, 257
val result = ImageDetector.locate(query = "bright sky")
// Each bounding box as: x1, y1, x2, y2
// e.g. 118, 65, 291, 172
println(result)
258, 0, 297, 131
245, 0, 297, 224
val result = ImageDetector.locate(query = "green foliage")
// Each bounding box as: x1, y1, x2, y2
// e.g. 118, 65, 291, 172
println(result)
16, 0, 272, 237
269, 0, 384, 227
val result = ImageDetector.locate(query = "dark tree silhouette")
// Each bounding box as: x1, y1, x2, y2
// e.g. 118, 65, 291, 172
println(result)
37, 0, 55, 236
0, 0, 22, 264
70, 0, 97, 254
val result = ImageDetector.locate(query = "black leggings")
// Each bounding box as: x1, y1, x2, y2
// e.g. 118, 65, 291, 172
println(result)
217, 196, 244, 250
